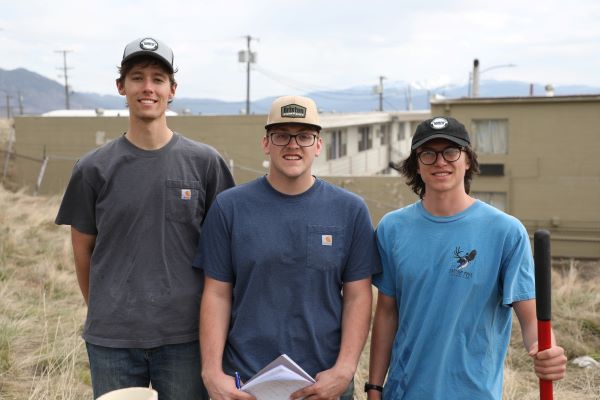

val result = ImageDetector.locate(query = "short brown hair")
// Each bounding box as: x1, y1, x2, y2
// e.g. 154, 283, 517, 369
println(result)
116, 55, 177, 88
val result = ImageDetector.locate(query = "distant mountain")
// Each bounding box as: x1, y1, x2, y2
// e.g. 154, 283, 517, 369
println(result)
0, 68, 124, 115
1, 67, 599, 116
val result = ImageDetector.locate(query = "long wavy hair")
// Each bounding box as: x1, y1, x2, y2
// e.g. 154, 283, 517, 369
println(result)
395, 145, 480, 199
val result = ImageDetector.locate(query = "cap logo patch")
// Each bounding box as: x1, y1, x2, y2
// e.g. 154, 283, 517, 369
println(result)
281, 104, 306, 118
139, 38, 159, 51
430, 117, 448, 130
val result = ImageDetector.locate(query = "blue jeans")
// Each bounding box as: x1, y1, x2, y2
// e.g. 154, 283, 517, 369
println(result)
86, 341, 208, 400
340, 379, 355, 400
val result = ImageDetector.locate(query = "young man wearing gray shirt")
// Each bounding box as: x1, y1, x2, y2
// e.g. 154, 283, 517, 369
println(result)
55, 37, 234, 399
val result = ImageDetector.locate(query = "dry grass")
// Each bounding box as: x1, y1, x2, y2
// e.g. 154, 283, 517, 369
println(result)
0, 185, 598, 399
0, 186, 91, 399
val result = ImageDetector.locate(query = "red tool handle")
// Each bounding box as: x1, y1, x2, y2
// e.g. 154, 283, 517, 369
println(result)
537, 320, 553, 399
534, 230, 553, 400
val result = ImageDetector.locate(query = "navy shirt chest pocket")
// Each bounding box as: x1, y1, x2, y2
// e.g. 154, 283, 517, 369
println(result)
165, 179, 205, 223
306, 225, 346, 271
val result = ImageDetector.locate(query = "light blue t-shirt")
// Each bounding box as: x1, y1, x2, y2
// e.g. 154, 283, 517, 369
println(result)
193, 176, 381, 380
373, 200, 535, 400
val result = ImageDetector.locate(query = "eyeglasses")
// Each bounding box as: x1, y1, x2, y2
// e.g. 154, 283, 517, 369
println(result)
417, 146, 463, 165
268, 131, 318, 147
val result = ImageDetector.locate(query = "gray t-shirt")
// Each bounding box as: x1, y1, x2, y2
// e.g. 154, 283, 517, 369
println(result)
56, 133, 235, 348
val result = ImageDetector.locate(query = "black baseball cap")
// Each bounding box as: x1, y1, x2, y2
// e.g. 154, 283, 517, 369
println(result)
121, 37, 174, 73
411, 117, 470, 150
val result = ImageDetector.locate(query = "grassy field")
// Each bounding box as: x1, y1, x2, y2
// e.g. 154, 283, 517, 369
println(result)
0, 185, 598, 399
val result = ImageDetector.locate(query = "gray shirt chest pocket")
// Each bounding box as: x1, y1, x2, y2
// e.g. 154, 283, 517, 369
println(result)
165, 179, 204, 223
306, 225, 346, 271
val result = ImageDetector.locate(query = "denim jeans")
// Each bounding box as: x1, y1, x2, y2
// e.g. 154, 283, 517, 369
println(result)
86, 341, 208, 400
340, 379, 355, 400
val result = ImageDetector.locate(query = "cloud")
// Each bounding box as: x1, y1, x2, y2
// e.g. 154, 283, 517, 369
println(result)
1, 0, 599, 100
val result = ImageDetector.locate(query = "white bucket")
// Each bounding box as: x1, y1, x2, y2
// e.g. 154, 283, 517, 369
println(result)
97, 387, 158, 400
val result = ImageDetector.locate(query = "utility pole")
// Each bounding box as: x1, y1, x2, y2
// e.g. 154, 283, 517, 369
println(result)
17, 91, 24, 115
4, 93, 11, 118
55, 49, 73, 109
238, 36, 258, 115
373, 76, 386, 111
470, 59, 480, 98
378, 76, 386, 111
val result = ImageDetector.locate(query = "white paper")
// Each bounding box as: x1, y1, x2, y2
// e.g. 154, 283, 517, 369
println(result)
241, 354, 315, 400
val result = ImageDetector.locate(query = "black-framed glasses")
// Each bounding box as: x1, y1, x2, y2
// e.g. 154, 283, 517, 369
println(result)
268, 131, 318, 147
417, 146, 463, 165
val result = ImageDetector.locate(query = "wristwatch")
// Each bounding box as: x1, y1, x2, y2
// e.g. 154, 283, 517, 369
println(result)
364, 382, 384, 392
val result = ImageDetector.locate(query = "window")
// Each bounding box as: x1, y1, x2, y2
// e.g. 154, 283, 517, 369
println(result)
358, 126, 372, 151
397, 122, 406, 141
379, 124, 390, 146
479, 163, 504, 176
471, 119, 508, 154
472, 192, 507, 211
95, 131, 106, 145
325, 130, 347, 160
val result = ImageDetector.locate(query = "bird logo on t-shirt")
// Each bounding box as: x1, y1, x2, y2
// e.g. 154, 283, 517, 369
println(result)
453, 247, 477, 270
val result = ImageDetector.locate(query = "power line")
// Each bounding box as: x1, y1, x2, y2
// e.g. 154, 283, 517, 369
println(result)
384, 98, 401, 111
253, 66, 379, 102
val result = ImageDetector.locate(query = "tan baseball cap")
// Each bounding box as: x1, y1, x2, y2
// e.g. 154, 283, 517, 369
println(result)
265, 95, 321, 130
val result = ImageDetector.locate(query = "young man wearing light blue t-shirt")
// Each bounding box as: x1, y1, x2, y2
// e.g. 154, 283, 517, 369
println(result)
366, 117, 566, 399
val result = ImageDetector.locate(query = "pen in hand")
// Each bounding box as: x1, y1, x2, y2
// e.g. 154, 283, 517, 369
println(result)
235, 371, 242, 389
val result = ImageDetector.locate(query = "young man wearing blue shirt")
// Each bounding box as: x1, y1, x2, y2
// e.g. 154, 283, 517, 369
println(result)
195, 96, 381, 400
366, 116, 566, 399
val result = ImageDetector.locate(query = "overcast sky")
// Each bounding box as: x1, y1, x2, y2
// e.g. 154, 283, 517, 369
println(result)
1, 0, 599, 101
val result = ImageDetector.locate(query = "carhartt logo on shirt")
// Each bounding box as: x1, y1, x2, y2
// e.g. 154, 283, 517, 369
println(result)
321, 235, 333, 246
181, 189, 192, 200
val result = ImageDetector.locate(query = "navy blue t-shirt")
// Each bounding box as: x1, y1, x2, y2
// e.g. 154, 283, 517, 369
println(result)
193, 176, 381, 380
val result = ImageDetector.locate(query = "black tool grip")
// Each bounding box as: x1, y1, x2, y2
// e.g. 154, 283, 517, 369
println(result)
534, 229, 552, 321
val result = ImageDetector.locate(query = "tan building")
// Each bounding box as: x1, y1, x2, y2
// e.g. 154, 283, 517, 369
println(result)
8, 112, 425, 226
7, 95, 600, 258
315, 111, 428, 176
430, 94, 600, 258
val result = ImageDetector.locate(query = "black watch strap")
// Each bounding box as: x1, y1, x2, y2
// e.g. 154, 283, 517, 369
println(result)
364, 383, 384, 392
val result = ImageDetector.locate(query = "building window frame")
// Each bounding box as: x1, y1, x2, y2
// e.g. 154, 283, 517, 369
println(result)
379, 124, 391, 146
471, 119, 509, 154
325, 129, 347, 160
358, 126, 373, 152
472, 191, 507, 211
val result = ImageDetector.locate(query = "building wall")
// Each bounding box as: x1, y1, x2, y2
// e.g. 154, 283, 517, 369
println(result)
431, 96, 600, 258
13, 112, 427, 196
315, 111, 429, 175
10, 114, 419, 226
321, 176, 418, 225
10, 100, 599, 258
11, 115, 268, 195
315, 124, 390, 176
